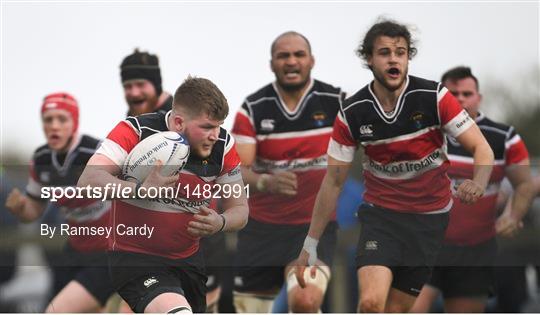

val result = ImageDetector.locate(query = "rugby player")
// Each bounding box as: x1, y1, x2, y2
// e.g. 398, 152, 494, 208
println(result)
120, 49, 172, 116
232, 31, 345, 313
120, 49, 226, 312
5, 92, 114, 312
78, 77, 248, 313
295, 20, 495, 313
410, 66, 535, 312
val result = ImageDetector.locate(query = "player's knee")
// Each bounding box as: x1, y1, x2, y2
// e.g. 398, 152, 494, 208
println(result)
358, 296, 385, 313
45, 303, 57, 313
289, 287, 320, 313
385, 302, 411, 313
233, 291, 274, 313
286, 265, 329, 313
286, 265, 330, 295
205, 286, 221, 313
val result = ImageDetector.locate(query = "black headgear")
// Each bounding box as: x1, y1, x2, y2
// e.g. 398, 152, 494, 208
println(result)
120, 49, 162, 96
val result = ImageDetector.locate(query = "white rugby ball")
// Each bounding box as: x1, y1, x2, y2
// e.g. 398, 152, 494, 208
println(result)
122, 131, 190, 183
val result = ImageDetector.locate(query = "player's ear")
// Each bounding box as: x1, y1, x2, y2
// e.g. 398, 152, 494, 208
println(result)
270, 58, 277, 74
172, 113, 186, 132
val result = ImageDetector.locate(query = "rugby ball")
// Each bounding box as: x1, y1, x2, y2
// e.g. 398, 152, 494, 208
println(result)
122, 131, 190, 183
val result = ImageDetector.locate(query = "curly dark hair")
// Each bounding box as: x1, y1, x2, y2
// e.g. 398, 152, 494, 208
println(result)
356, 19, 417, 68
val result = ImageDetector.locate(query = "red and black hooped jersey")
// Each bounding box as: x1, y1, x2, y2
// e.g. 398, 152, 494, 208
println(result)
330, 75, 475, 214
97, 111, 241, 259
444, 112, 529, 245
232, 79, 345, 224
26, 134, 111, 252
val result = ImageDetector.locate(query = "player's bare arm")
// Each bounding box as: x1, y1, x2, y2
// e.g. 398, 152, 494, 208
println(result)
77, 153, 178, 198
236, 142, 297, 196
295, 156, 351, 288
455, 123, 494, 203
496, 159, 535, 237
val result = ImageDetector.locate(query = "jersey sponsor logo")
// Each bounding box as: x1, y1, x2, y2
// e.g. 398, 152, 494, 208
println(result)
124, 197, 211, 214
228, 166, 241, 177
260, 119, 275, 132
255, 155, 327, 172
455, 115, 471, 129
62, 200, 110, 223
359, 124, 373, 136
366, 149, 445, 179
143, 276, 158, 288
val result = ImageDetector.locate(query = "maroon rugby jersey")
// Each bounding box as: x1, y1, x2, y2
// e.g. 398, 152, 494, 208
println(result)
330, 76, 475, 213
444, 112, 529, 245
26, 135, 111, 252
232, 80, 344, 225
96, 111, 241, 259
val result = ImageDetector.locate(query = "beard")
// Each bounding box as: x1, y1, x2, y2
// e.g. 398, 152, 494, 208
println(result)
126, 94, 159, 116
372, 68, 407, 92
276, 75, 311, 93
183, 129, 214, 159
190, 145, 213, 159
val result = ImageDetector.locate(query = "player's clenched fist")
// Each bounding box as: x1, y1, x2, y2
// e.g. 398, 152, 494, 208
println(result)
187, 206, 225, 237
6, 188, 26, 216
258, 171, 298, 196
455, 179, 485, 204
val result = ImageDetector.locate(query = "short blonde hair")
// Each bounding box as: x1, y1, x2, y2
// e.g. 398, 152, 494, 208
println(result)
173, 76, 229, 120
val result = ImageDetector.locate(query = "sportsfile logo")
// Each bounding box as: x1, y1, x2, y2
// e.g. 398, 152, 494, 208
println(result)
144, 277, 158, 288
359, 124, 373, 136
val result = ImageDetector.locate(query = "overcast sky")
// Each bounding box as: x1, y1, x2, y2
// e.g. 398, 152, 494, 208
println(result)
1, 1, 539, 160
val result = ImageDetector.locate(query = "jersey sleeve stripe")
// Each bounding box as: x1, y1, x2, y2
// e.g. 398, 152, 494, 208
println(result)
442, 110, 474, 138
239, 104, 256, 129
505, 138, 529, 165
331, 111, 356, 147
328, 138, 355, 162
106, 121, 140, 154
232, 111, 256, 141
437, 85, 449, 103
438, 90, 466, 126
505, 134, 522, 148
233, 134, 256, 144
125, 117, 142, 136
224, 132, 235, 154
96, 138, 128, 166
